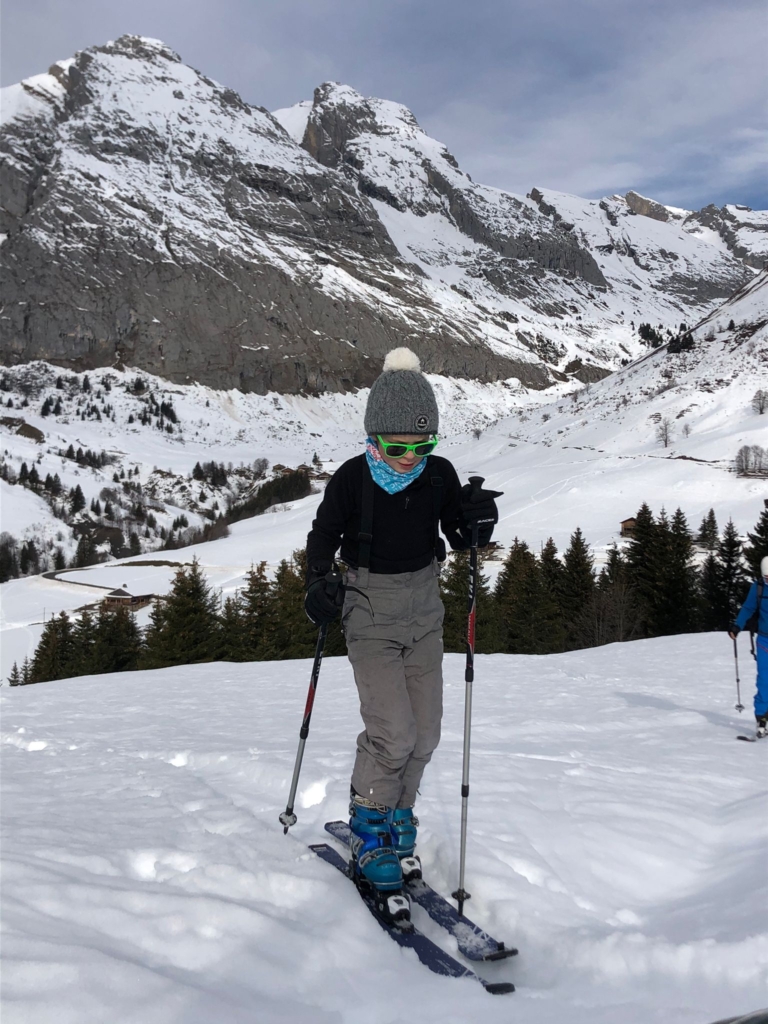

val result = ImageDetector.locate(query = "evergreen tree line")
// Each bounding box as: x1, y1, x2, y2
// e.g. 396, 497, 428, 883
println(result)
10, 504, 768, 685
10, 553, 345, 685
440, 504, 767, 655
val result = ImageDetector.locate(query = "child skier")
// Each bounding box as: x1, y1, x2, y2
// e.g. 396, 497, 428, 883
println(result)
729, 554, 768, 738
304, 348, 501, 925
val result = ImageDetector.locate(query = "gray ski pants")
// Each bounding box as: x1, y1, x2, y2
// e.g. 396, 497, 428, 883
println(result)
342, 560, 444, 809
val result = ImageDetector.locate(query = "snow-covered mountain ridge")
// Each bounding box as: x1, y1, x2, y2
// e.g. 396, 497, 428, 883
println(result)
1, 35, 764, 395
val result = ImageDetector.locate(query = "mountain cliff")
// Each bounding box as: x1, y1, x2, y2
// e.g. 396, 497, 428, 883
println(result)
1, 36, 762, 393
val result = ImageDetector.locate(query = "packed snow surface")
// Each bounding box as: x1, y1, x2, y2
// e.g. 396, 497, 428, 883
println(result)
2, 635, 767, 1023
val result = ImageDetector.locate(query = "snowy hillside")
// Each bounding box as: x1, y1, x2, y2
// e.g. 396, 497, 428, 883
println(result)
500, 268, 768, 462
2, 273, 766, 677
2, 636, 767, 1023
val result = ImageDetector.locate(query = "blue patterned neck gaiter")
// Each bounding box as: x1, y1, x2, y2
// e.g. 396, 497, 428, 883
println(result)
365, 436, 427, 494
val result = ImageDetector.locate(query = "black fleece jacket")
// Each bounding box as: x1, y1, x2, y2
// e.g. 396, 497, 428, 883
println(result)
306, 454, 470, 576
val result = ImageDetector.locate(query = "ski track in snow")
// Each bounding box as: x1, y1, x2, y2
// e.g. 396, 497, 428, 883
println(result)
2, 635, 767, 1024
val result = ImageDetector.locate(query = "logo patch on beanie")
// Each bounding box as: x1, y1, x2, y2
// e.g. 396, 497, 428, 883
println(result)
415, 414, 429, 431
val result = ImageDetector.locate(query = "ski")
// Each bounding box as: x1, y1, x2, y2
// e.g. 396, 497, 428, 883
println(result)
309, 842, 514, 993
324, 820, 517, 963
737, 735, 764, 742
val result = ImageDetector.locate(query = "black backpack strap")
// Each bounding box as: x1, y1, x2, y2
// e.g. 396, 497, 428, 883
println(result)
358, 461, 375, 570
430, 464, 446, 562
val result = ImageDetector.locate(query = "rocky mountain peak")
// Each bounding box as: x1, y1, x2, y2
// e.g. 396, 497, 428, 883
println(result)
1, 40, 764, 398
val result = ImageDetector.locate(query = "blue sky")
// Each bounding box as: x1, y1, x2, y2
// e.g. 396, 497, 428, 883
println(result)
3, 0, 766, 209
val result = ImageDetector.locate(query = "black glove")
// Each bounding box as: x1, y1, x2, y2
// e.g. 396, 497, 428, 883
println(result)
460, 478, 503, 547
305, 567, 345, 626
729, 625, 740, 637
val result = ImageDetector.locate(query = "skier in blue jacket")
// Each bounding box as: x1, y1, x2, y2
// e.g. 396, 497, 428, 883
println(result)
729, 554, 768, 737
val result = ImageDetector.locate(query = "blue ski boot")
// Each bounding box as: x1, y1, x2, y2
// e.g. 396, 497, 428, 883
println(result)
392, 807, 422, 882
349, 794, 410, 928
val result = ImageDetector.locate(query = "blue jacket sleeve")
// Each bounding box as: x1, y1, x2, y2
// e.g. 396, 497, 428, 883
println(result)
734, 582, 758, 631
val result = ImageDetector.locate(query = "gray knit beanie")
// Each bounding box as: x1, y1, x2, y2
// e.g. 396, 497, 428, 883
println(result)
364, 348, 439, 436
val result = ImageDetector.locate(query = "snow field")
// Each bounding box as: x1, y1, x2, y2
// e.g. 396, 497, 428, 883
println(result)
2, 634, 766, 1023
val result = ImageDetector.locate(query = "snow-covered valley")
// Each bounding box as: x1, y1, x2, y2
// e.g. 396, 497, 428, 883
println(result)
2, 262, 766, 681
2, 636, 766, 1023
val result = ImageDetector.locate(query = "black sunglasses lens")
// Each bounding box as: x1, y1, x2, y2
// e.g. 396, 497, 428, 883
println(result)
385, 445, 408, 457
414, 442, 435, 456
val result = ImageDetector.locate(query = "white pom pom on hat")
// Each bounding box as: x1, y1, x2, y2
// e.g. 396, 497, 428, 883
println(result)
382, 347, 421, 373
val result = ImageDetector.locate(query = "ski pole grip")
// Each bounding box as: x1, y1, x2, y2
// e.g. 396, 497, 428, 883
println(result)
324, 569, 342, 597
468, 475, 485, 497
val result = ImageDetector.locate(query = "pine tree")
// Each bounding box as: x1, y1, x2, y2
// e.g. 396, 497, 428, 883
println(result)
698, 553, 723, 632
0, 536, 20, 582
240, 562, 271, 659
743, 507, 768, 579
30, 612, 75, 682
220, 595, 247, 661
141, 559, 221, 668
561, 527, 595, 647
21, 657, 31, 684
141, 599, 170, 670
717, 519, 749, 628
74, 533, 96, 568
657, 508, 698, 634
494, 539, 537, 653
625, 503, 659, 637
8, 662, 21, 686
93, 605, 143, 672
539, 537, 565, 603
71, 609, 98, 676
697, 508, 718, 551
580, 545, 641, 646
263, 553, 317, 660
69, 484, 86, 514
440, 551, 499, 654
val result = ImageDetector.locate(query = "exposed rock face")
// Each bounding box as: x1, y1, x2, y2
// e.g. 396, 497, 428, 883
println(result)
0, 38, 545, 392
625, 191, 669, 222
303, 84, 607, 294
529, 190, 752, 306
683, 204, 768, 270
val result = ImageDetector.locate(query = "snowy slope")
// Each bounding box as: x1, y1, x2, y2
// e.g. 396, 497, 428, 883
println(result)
2, 636, 767, 1023
503, 269, 768, 462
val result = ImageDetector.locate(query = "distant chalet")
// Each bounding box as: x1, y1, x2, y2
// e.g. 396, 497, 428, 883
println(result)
620, 518, 637, 538
104, 588, 153, 610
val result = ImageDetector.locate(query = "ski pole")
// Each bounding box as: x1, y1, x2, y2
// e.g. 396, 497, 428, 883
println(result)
452, 475, 494, 917
733, 636, 744, 713
280, 572, 340, 834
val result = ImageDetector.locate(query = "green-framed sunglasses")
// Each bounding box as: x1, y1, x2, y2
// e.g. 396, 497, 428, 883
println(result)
376, 434, 439, 458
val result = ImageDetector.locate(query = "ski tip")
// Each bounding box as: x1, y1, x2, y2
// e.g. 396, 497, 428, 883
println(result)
484, 945, 519, 961
736, 735, 758, 742
483, 981, 515, 995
